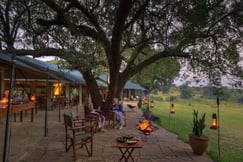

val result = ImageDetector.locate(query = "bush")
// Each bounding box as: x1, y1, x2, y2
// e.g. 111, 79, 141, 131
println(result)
180, 86, 193, 99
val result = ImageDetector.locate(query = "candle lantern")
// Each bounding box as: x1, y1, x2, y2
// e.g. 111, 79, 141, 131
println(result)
170, 103, 175, 114
210, 113, 218, 129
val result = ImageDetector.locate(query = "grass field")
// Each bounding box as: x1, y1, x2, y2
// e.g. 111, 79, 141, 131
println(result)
145, 93, 243, 162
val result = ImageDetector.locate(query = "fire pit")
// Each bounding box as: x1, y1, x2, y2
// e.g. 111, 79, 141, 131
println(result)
136, 119, 159, 141
136, 119, 153, 136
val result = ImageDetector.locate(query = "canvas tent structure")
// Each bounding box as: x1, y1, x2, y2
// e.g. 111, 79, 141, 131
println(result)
16, 55, 85, 84
123, 80, 146, 99
0, 53, 56, 82
0, 53, 86, 108
1, 53, 146, 105
98, 73, 146, 100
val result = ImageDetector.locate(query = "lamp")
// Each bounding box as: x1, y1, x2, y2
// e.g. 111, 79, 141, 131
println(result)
210, 96, 221, 160
210, 113, 218, 129
170, 103, 175, 114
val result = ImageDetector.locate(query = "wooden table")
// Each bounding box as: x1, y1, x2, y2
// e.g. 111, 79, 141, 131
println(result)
112, 135, 142, 162
0, 102, 35, 122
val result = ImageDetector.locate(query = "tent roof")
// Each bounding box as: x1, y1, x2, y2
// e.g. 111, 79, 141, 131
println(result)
124, 81, 146, 90
0, 53, 55, 81
0, 53, 103, 85
1, 53, 145, 89
98, 73, 145, 90
17, 55, 85, 84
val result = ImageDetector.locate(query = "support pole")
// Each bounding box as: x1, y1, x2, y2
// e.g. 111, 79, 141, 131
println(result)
76, 81, 78, 112
217, 96, 221, 160
2, 52, 16, 162
44, 68, 49, 136
58, 80, 60, 122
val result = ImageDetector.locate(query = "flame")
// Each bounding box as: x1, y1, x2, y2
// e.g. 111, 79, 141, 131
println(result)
30, 94, 36, 102
1, 97, 8, 103
211, 119, 217, 127
211, 118, 217, 129
0, 97, 8, 109
210, 113, 218, 129
137, 120, 152, 131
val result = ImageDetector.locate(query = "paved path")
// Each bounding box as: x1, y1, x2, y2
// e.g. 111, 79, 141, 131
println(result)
0, 104, 214, 162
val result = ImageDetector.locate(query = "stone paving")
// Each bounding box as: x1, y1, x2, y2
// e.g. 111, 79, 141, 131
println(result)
0, 104, 214, 162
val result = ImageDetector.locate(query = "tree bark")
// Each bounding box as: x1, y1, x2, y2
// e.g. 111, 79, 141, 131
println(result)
81, 70, 102, 109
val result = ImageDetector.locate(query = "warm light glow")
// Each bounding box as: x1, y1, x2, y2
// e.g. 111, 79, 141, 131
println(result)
30, 94, 36, 102
53, 83, 63, 96
170, 103, 175, 114
1, 97, 8, 103
210, 113, 218, 129
137, 120, 153, 131
0, 97, 8, 109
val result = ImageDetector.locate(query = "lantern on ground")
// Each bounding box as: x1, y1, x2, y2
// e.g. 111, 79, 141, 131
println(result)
210, 113, 218, 129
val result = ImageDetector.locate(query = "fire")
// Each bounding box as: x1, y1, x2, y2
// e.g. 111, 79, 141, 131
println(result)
210, 113, 218, 129
1, 97, 8, 103
137, 120, 153, 132
211, 119, 217, 127
29, 94, 36, 102
0, 97, 9, 109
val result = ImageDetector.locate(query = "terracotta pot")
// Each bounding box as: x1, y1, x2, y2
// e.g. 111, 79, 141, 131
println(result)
188, 134, 209, 155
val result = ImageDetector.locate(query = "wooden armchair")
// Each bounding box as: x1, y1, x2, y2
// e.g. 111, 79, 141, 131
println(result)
82, 107, 100, 132
63, 113, 94, 161
71, 110, 99, 133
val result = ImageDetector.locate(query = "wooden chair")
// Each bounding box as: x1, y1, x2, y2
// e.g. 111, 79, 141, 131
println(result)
82, 107, 100, 132
63, 113, 94, 161
108, 110, 119, 128
108, 110, 126, 128
71, 110, 98, 128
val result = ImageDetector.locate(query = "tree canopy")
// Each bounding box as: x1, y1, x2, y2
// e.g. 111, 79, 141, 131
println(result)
0, 0, 243, 113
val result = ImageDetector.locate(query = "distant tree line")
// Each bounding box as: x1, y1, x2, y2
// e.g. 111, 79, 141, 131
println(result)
178, 86, 243, 103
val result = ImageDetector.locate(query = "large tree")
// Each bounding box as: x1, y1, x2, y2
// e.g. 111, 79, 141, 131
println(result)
1, 0, 243, 115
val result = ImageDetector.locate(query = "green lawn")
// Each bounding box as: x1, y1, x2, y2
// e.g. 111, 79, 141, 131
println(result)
146, 95, 243, 162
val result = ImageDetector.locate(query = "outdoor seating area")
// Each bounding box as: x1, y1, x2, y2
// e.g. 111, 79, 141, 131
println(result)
0, 103, 214, 162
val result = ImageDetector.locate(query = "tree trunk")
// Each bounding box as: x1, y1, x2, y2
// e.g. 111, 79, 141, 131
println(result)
81, 70, 102, 109
103, 72, 127, 117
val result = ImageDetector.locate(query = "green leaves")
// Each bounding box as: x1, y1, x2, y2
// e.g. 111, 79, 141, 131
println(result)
131, 58, 180, 92
192, 109, 206, 137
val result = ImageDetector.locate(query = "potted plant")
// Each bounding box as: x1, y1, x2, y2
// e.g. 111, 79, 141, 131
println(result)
189, 109, 209, 155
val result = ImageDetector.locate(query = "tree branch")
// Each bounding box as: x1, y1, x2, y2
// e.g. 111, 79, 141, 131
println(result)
72, 0, 103, 33
124, 50, 190, 77
37, 0, 111, 52
124, 0, 150, 29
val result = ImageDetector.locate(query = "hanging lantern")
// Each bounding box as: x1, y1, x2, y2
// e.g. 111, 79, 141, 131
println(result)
170, 103, 175, 114
150, 100, 154, 108
210, 113, 218, 129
